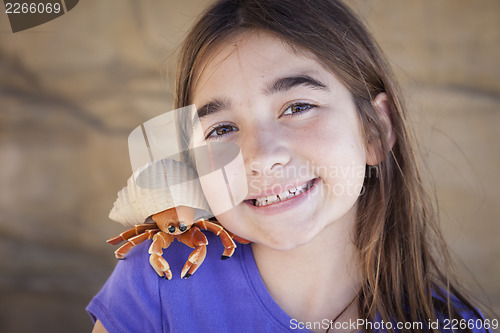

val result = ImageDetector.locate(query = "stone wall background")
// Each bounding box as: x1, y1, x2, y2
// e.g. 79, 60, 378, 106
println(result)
0, 1, 498, 332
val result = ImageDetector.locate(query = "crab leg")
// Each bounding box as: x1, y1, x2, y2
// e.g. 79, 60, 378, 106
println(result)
107, 223, 159, 245
194, 219, 224, 234
227, 230, 251, 245
195, 219, 238, 259
179, 227, 208, 279
149, 232, 174, 279
113, 229, 158, 259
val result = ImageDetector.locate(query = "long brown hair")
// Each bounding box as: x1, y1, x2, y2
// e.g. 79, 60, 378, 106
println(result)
174, 0, 482, 331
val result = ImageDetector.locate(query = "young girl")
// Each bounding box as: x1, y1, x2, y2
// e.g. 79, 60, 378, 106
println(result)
87, 0, 494, 332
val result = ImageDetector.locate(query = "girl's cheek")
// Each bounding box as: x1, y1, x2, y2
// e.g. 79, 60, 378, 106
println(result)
196, 142, 248, 216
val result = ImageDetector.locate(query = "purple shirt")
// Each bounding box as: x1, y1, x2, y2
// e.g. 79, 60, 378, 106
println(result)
87, 233, 491, 333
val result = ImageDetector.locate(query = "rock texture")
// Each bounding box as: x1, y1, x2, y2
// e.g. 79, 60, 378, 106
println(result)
0, 1, 498, 332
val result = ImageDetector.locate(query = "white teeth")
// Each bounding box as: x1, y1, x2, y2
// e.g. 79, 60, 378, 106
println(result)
278, 193, 288, 201
254, 181, 313, 207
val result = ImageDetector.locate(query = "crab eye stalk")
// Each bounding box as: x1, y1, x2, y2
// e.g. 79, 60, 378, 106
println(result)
179, 223, 187, 232
167, 225, 176, 233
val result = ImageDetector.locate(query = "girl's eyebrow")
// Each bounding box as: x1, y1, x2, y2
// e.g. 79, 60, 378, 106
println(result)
264, 74, 329, 95
196, 97, 231, 120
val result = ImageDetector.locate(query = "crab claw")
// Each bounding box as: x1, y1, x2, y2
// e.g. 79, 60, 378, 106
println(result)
181, 245, 207, 279
150, 253, 172, 280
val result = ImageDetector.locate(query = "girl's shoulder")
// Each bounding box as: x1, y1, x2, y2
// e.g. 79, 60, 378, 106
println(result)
86, 239, 165, 332
87, 233, 303, 332
430, 289, 494, 333
368, 292, 492, 333
87, 235, 237, 332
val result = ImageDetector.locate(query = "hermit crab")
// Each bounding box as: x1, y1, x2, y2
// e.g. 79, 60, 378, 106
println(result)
106, 158, 249, 279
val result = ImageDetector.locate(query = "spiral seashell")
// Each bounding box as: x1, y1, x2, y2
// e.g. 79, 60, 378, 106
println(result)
109, 159, 212, 226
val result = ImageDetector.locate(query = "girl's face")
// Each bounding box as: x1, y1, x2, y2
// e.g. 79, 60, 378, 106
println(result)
191, 32, 368, 250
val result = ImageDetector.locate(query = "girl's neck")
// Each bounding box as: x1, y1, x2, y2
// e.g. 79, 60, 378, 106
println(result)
251, 208, 361, 333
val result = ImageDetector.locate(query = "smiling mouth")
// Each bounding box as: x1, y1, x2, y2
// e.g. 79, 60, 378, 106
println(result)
247, 179, 317, 207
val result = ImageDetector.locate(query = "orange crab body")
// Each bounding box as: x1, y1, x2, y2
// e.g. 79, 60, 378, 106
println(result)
107, 206, 249, 279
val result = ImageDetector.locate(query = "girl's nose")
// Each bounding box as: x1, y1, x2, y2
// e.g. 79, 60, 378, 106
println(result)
243, 126, 291, 177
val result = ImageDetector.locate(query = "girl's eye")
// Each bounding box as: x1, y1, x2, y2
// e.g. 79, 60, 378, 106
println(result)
281, 102, 316, 116
205, 123, 238, 140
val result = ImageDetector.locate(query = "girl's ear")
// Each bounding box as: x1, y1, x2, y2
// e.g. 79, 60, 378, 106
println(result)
366, 93, 396, 166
